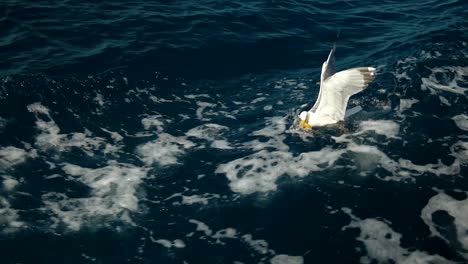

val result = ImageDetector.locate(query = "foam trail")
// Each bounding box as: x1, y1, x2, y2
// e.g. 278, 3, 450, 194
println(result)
270, 255, 304, 264
43, 162, 147, 231
216, 148, 344, 194
0, 146, 30, 168
399, 99, 418, 112
136, 133, 195, 166
141, 114, 165, 132
185, 123, 233, 149
153, 239, 186, 249
0, 197, 25, 233
343, 208, 454, 263
452, 114, 468, 131
421, 192, 468, 260
421, 66, 468, 95
2, 175, 19, 191
356, 120, 400, 139
27, 103, 119, 156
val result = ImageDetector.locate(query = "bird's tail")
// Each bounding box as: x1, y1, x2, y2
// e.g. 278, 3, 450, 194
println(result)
345, 106, 362, 118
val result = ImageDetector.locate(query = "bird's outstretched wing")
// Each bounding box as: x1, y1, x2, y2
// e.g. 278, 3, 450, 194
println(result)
315, 67, 376, 121
325, 67, 376, 96
311, 46, 336, 113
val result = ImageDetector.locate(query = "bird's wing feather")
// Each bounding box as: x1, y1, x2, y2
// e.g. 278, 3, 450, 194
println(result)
320, 46, 336, 84
315, 67, 376, 121
310, 46, 336, 113
326, 67, 375, 96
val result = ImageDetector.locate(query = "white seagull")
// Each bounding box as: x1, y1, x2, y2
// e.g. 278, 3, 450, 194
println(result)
299, 47, 376, 129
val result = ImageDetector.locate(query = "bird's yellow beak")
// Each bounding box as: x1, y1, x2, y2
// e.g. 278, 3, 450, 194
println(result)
299, 119, 312, 129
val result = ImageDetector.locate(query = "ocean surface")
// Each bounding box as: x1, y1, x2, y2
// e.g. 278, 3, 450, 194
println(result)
1, 0, 467, 263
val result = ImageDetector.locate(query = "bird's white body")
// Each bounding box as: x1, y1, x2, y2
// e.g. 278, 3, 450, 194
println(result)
299, 47, 376, 128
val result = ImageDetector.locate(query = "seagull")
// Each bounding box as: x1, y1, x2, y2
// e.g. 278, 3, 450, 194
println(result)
299, 47, 376, 129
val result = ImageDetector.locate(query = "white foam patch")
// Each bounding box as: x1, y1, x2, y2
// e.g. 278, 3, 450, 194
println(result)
181, 195, 209, 205
450, 141, 468, 162
28, 103, 119, 156
251, 97, 267, 104
68, 132, 119, 155
343, 208, 453, 264
188, 219, 275, 255
34, 119, 64, 149
94, 93, 105, 106
101, 128, 124, 142
154, 239, 171, 248
452, 115, 468, 131
243, 116, 289, 152
141, 115, 165, 132
346, 144, 399, 175
136, 133, 195, 166
216, 148, 345, 194
421, 66, 468, 95
270, 255, 304, 264
185, 123, 233, 149
356, 120, 400, 139
149, 95, 173, 103
210, 140, 233, 149
394, 71, 411, 81
188, 219, 213, 236
2, 175, 19, 191
0, 197, 25, 233
399, 99, 419, 112
334, 117, 464, 179
252, 116, 288, 139
0, 146, 29, 168
420, 50, 443, 60
43, 162, 147, 231
165, 192, 220, 206
92, 93, 108, 115
185, 94, 211, 99
188, 98, 238, 121
397, 156, 460, 177
220, 126, 462, 195
186, 123, 229, 140
153, 239, 186, 249
394, 56, 417, 81
421, 192, 468, 260
218, 113, 463, 194
241, 234, 271, 255
27, 102, 50, 115
439, 95, 452, 106
348, 143, 460, 179
196, 101, 217, 120
213, 228, 238, 241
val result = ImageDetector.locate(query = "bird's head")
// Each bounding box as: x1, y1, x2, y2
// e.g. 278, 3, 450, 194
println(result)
298, 111, 312, 129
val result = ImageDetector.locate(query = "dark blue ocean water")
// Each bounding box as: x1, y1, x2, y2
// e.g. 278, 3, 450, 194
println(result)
1, 0, 468, 263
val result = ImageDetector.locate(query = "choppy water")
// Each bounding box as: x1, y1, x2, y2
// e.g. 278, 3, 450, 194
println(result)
1, 0, 468, 263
